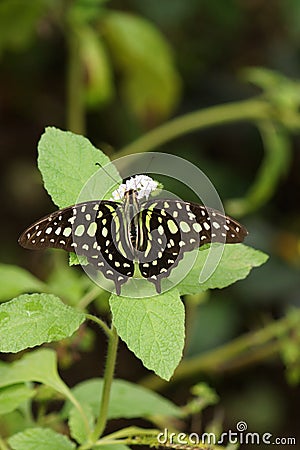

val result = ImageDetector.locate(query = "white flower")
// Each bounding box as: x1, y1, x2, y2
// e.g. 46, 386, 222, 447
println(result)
111, 185, 126, 200
111, 175, 158, 200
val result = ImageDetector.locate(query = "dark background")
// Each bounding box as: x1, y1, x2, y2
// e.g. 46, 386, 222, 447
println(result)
1, 1, 300, 448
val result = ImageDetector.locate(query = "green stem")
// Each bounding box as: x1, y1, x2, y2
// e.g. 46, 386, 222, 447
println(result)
101, 426, 160, 441
86, 313, 111, 338
226, 120, 291, 217
0, 436, 9, 450
77, 286, 103, 310
66, 389, 91, 435
114, 97, 271, 158
90, 325, 119, 441
81, 426, 225, 450
66, 27, 85, 134
140, 311, 300, 391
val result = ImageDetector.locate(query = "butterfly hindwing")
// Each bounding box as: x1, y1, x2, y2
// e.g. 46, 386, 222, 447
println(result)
136, 206, 185, 292
136, 199, 248, 291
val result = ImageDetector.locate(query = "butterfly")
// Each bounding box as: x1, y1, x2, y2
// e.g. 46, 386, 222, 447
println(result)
19, 175, 248, 294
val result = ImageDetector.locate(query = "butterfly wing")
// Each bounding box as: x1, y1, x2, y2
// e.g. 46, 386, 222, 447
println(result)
137, 200, 248, 293
19, 201, 134, 294
136, 206, 184, 293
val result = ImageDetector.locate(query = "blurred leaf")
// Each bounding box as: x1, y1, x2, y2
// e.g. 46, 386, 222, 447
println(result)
69, 252, 88, 267
46, 257, 86, 305
37, 127, 121, 208
63, 378, 182, 419
8, 428, 75, 450
0, 410, 30, 437
102, 11, 181, 121
110, 289, 185, 380
0, 264, 45, 302
0, 353, 93, 439
0, 384, 34, 416
68, 403, 94, 444
0, 349, 83, 413
78, 26, 114, 107
68, 0, 108, 25
0, 0, 49, 56
183, 383, 219, 415
178, 244, 268, 295
0, 294, 85, 352
227, 121, 292, 216
280, 315, 300, 385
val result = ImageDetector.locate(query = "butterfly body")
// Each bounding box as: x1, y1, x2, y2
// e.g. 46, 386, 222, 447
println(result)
19, 177, 248, 294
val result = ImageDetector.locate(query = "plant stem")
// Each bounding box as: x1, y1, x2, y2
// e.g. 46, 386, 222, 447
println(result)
100, 426, 160, 441
90, 325, 119, 441
85, 313, 111, 338
140, 311, 300, 391
0, 436, 9, 450
65, 389, 91, 435
77, 286, 103, 310
114, 97, 272, 158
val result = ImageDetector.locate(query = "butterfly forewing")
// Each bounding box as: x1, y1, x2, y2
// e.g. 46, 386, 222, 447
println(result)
188, 202, 248, 244
19, 201, 135, 294
19, 206, 76, 252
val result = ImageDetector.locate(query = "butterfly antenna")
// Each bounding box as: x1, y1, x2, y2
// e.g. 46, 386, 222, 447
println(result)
142, 155, 156, 198
95, 162, 122, 200
95, 162, 120, 186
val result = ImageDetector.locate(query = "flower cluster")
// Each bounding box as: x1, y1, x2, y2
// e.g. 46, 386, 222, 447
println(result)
111, 175, 159, 200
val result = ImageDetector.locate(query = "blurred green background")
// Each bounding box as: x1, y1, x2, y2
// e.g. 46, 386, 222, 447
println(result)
1, 0, 300, 448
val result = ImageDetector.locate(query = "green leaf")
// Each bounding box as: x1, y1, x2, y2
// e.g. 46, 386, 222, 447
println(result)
0, 384, 34, 415
69, 252, 88, 267
103, 11, 181, 120
110, 289, 185, 380
0, 264, 45, 302
37, 127, 121, 208
64, 378, 181, 420
0, 294, 85, 352
178, 244, 269, 295
0, 349, 63, 390
8, 427, 76, 450
0, 349, 84, 412
78, 26, 114, 107
0, 410, 30, 438
46, 257, 86, 305
0, 351, 92, 437
68, 403, 94, 444
68, 0, 108, 25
